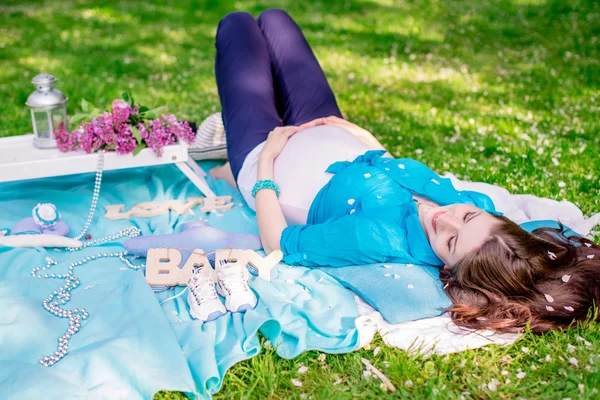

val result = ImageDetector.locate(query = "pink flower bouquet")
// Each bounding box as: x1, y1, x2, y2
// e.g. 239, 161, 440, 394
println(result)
55, 92, 195, 157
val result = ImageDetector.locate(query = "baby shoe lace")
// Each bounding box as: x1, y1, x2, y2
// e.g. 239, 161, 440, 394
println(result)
219, 264, 248, 295
190, 277, 218, 302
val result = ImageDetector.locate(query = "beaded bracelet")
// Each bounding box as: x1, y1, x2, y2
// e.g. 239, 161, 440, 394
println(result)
252, 179, 280, 198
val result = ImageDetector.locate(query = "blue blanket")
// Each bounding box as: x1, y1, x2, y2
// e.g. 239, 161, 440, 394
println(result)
0, 162, 360, 399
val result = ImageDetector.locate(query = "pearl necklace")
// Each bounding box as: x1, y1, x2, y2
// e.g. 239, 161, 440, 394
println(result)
30, 151, 145, 367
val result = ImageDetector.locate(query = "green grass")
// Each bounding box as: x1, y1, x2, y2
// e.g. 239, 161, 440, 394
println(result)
2, 0, 599, 398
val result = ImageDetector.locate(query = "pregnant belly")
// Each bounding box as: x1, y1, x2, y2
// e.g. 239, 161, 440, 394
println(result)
237, 125, 372, 225
273, 126, 372, 225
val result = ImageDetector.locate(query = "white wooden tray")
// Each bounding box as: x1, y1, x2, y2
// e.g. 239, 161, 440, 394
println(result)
0, 134, 215, 197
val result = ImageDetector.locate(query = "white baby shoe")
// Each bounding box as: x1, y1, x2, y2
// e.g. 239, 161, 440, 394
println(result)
216, 260, 257, 312
187, 266, 227, 322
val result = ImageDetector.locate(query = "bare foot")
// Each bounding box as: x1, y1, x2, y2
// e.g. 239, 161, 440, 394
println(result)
209, 162, 237, 189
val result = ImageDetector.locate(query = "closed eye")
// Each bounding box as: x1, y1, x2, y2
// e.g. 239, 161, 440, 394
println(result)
463, 212, 477, 222
447, 235, 455, 251
448, 212, 480, 253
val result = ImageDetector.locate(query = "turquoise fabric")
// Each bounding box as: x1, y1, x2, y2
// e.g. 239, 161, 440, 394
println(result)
0, 162, 360, 399
520, 219, 581, 237
281, 150, 498, 267
321, 262, 452, 324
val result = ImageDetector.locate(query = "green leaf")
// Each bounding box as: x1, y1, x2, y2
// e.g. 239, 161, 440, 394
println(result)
122, 92, 130, 103
143, 106, 165, 120
129, 91, 135, 107
132, 142, 147, 156
69, 113, 89, 130
89, 107, 102, 119
131, 125, 142, 144
138, 106, 149, 113
81, 99, 90, 113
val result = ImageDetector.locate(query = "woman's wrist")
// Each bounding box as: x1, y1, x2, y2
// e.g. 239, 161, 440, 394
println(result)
259, 150, 276, 163
258, 152, 275, 181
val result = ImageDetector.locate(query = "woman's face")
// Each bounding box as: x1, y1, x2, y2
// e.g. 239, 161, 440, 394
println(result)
418, 203, 500, 267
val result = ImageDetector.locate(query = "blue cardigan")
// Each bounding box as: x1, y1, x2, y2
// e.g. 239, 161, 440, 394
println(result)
280, 150, 498, 267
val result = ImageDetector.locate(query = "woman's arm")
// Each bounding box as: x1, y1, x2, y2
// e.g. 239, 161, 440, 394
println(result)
299, 116, 393, 157
255, 126, 300, 253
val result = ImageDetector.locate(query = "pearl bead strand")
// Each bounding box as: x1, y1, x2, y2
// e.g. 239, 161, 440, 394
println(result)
31, 152, 145, 367
73, 150, 104, 241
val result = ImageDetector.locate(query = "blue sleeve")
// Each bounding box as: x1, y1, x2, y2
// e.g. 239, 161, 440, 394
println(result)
280, 214, 411, 267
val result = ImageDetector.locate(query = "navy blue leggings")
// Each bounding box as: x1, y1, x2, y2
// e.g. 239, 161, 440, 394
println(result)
215, 9, 343, 181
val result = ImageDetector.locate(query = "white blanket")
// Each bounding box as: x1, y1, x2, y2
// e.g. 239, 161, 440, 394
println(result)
356, 175, 600, 355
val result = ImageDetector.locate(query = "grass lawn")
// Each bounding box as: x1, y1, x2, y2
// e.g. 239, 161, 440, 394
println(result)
2, 0, 599, 398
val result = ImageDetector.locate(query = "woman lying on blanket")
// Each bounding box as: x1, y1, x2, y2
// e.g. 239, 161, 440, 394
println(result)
208, 9, 600, 334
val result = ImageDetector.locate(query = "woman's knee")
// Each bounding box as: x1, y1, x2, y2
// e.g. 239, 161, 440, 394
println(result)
216, 11, 256, 40
257, 8, 293, 29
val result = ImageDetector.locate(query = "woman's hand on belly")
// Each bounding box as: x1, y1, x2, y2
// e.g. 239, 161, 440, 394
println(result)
299, 116, 392, 156
260, 125, 302, 160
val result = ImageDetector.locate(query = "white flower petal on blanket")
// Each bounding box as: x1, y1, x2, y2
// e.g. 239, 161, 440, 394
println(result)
587, 255, 595, 259
546, 305, 555, 311
431, 178, 440, 185
364, 173, 371, 178
544, 294, 554, 303
407, 284, 414, 289
349, 209, 356, 215
548, 251, 557, 260
297, 365, 308, 374
291, 378, 303, 387
384, 273, 392, 277
347, 198, 356, 205
398, 163, 405, 169
585, 243, 592, 247
562, 274, 571, 283
406, 263, 414, 268
394, 274, 401, 279
381, 264, 391, 269
565, 306, 575, 312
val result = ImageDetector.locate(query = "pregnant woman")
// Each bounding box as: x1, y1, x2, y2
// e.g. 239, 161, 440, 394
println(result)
210, 9, 600, 334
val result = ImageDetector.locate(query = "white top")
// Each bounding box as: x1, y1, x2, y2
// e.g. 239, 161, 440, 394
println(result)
237, 125, 372, 225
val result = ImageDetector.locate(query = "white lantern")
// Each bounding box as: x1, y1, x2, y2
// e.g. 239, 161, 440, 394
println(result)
25, 74, 68, 149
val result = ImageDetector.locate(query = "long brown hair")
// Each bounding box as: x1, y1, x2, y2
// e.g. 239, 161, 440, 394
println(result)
440, 215, 600, 334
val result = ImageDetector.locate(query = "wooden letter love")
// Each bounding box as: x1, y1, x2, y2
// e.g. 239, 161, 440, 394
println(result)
104, 196, 233, 220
